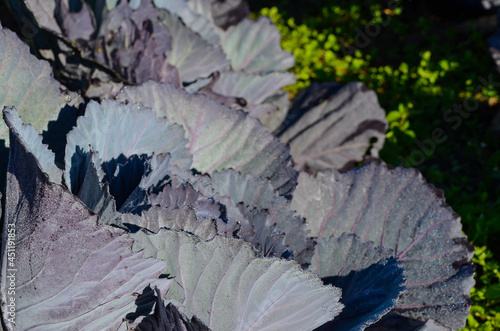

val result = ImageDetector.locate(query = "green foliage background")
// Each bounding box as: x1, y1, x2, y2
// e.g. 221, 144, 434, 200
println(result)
251, 0, 500, 328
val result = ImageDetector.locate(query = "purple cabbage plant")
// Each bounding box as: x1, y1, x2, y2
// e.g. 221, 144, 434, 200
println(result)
0, 1, 474, 330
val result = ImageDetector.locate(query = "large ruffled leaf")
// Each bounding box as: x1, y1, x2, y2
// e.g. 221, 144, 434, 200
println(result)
153, 0, 220, 44
292, 161, 475, 329
1, 123, 171, 330
3, 107, 63, 184
278, 82, 387, 171
219, 16, 294, 73
0, 28, 80, 145
149, 176, 222, 220
117, 81, 297, 194
311, 234, 405, 331
160, 10, 230, 83
98, 1, 229, 84
131, 229, 343, 331
187, 169, 312, 260
64, 99, 191, 193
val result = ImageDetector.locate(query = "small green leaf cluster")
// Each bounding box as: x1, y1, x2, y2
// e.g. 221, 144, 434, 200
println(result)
464, 246, 500, 330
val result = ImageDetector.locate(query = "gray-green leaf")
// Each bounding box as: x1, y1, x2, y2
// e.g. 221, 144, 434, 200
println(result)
131, 229, 343, 331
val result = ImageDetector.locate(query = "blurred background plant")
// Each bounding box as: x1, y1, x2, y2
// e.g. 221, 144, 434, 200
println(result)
251, 0, 500, 328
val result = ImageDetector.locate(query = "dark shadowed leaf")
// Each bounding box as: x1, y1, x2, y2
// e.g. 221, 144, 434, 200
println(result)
108, 154, 149, 209
311, 234, 405, 331
207, 0, 250, 30
274, 81, 343, 136
292, 161, 474, 329
279, 82, 387, 171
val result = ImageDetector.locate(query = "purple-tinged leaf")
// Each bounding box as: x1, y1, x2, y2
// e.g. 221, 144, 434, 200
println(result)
292, 161, 475, 329
122, 206, 218, 240
310, 234, 405, 331
274, 82, 343, 136
194, 72, 252, 111
94, 0, 181, 86
139, 153, 179, 189
1, 124, 171, 330
219, 16, 295, 73
0, 28, 81, 145
154, 0, 220, 44
310, 233, 394, 281
95, 1, 229, 85
55, 0, 95, 43
147, 170, 238, 236
131, 229, 343, 331
117, 81, 298, 194
149, 176, 222, 221
189, 169, 312, 260
64, 99, 191, 193
279, 82, 387, 172
24, 0, 61, 34
160, 10, 230, 83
